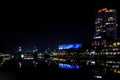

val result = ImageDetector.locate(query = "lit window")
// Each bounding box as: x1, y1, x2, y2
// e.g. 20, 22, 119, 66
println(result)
118, 52, 120, 54
108, 17, 114, 21
105, 9, 114, 12
110, 9, 114, 12
95, 18, 101, 24
113, 42, 117, 47
105, 52, 108, 55
96, 29, 101, 32
117, 42, 120, 45
105, 22, 113, 25
105, 23, 109, 25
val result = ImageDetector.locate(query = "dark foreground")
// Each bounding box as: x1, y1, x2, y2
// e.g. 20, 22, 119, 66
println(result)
0, 62, 93, 80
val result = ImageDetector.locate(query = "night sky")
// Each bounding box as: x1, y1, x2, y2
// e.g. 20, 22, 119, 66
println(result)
0, 0, 119, 51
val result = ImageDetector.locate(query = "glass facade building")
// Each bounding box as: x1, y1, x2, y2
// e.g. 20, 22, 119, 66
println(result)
94, 8, 118, 39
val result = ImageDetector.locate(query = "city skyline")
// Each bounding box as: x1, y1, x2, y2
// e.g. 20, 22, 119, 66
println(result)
0, 1, 119, 51
0, 1, 120, 80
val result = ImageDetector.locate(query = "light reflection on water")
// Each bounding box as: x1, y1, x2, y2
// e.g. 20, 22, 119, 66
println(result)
58, 63, 80, 69
46, 57, 120, 75
1, 56, 120, 79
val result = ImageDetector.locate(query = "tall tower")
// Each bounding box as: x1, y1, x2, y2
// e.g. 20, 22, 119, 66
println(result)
94, 8, 118, 39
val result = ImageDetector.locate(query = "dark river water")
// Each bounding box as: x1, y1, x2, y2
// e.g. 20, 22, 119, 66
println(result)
0, 56, 120, 80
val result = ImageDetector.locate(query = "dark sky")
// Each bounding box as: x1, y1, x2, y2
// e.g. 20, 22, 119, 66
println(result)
0, 0, 119, 51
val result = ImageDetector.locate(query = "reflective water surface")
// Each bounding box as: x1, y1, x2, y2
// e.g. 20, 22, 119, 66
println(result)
0, 55, 120, 80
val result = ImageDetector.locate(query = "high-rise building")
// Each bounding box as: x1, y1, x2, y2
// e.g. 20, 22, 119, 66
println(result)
94, 8, 118, 39
91, 8, 120, 55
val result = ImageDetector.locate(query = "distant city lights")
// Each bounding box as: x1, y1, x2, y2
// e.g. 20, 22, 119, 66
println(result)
93, 36, 102, 39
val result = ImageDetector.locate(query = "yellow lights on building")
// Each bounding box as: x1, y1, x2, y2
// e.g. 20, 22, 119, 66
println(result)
118, 71, 120, 73
95, 8, 117, 39
96, 18, 102, 23
105, 22, 113, 25
52, 58, 66, 62
95, 18, 101, 24
108, 17, 114, 21
113, 42, 120, 47
105, 9, 114, 13
52, 51, 68, 56
113, 42, 117, 47
96, 25, 102, 29
113, 69, 120, 74
105, 23, 109, 25
117, 42, 120, 45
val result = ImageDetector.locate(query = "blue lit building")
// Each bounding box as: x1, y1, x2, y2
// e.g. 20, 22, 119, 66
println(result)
58, 43, 82, 50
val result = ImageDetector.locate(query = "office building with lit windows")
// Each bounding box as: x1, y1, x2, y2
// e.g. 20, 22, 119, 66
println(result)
91, 8, 120, 55
94, 8, 118, 39
92, 8, 118, 47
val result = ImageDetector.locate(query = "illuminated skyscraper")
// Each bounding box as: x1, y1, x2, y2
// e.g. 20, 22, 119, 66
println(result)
94, 8, 118, 39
